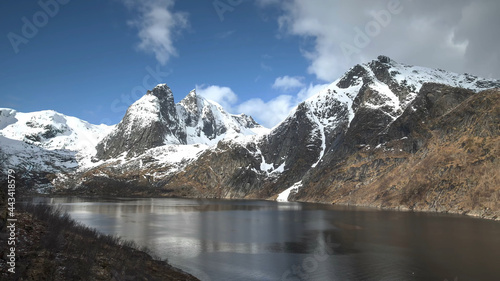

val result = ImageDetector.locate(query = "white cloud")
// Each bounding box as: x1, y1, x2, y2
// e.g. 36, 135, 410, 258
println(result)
236, 95, 295, 128
195, 85, 238, 111
123, 0, 188, 65
272, 75, 305, 92
195, 81, 328, 128
269, 0, 500, 80
233, 82, 326, 128
261, 62, 273, 71
296, 83, 329, 101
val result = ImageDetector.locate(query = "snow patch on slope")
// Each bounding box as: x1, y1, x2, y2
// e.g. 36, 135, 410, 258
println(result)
257, 147, 286, 175
0, 135, 78, 173
308, 111, 326, 168
277, 181, 302, 202
389, 63, 497, 93
125, 94, 162, 131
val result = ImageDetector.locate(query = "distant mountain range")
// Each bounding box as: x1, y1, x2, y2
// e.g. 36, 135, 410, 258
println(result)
1, 56, 499, 219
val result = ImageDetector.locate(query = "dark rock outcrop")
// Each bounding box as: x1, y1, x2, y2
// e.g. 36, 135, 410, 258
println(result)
95, 84, 185, 159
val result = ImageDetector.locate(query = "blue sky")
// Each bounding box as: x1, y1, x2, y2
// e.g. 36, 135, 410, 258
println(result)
1, 0, 499, 127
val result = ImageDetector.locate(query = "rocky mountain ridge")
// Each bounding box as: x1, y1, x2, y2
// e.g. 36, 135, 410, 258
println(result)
95, 84, 265, 160
1, 56, 499, 219
296, 84, 499, 219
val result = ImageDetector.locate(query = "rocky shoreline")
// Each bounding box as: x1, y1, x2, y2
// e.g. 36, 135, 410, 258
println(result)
25, 188, 500, 222
295, 200, 500, 221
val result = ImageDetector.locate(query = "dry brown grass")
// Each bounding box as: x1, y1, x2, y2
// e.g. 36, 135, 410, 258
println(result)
298, 89, 500, 220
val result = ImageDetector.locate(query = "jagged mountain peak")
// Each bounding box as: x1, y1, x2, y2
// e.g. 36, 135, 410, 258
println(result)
95, 84, 266, 159
95, 83, 185, 159
181, 89, 199, 103
307, 56, 500, 124
142, 83, 175, 107
149, 83, 172, 95
177, 90, 268, 145
178, 89, 204, 117
262, 57, 500, 184
337, 55, 499, 94
233, 114, 260, 129
376, 55, 393, 64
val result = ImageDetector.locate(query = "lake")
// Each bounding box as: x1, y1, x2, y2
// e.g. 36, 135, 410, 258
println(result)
29, 197, 500, 281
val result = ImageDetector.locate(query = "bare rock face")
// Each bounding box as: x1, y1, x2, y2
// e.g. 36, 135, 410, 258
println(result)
95, 84, 185, 159
259, 103, 324, 186
381, 83, 476, 152
377, 55, 391, 64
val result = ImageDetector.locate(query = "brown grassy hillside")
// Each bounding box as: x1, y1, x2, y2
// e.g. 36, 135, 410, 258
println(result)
296, 88, 500, 220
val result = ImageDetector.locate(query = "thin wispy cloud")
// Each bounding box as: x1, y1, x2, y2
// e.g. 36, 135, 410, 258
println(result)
261, 62, 273, 71
196, 84, 238, 111
123, 0, 188, 65
272, 75, 305, 92
215, 30, 235, 39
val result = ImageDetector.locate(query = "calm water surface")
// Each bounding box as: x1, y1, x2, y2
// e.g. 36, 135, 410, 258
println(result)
30, 197, 500, 281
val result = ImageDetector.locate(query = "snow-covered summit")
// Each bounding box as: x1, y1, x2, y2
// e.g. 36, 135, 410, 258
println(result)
95, 84, 267, 159
264, 56, 500, 174
282, 55, 500, 134
0, 108, 113, 156
177, 89, 267, 145
0, 109, 113, 190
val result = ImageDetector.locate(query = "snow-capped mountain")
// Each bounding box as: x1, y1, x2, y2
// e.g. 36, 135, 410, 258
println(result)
159, 56, 499, 209
283, 55, 498, 144
0, 108, 113, 154
95, 84, 267, 159
0, 84, 266, 192
178, 89, 265, 145
255, 55, 500, 195
293, 55, 497, 131
1, 56, 499, 219
0, 109, 113, 190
